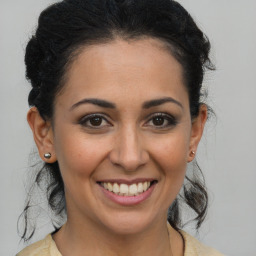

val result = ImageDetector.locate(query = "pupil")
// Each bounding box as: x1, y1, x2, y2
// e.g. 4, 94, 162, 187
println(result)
153, 116, 164, 126
90, 117, 102, 126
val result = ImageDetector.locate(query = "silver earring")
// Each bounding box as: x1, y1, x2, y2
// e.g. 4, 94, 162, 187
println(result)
44, 153, 52, 159
191, 151, 195, 156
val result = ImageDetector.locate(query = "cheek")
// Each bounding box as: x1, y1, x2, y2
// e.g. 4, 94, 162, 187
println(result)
54, 129, 109, 178
150, 134, 189, 208
150, 132, 190, 181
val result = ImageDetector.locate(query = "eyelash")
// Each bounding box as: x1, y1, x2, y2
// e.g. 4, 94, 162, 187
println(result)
79, 114, 111, 129
144, 113, 177, 129
78, 113, 177, 130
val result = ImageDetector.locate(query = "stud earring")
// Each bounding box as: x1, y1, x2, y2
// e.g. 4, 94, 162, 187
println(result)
44, 153, 52, 159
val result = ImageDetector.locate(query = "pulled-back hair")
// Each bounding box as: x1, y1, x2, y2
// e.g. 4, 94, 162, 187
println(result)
19, 0, 214, 241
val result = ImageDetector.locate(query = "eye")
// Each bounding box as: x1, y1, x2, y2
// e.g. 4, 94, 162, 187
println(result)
79, 114, 111, 129
145, 113, 177, 129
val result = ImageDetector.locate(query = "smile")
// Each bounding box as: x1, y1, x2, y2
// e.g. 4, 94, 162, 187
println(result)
100, 181, 154, 196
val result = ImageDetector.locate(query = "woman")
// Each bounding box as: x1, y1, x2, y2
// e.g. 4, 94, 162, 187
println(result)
17, 0, 224, 255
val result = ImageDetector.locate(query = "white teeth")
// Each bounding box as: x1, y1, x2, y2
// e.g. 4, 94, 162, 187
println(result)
138, 183, 143, 193
101, 181, 153, 196
113, 183, 119, 193
129, 184, 138, 195
143, 181, 148, 191
107, 182, 113, 192
120, 184, 128, 195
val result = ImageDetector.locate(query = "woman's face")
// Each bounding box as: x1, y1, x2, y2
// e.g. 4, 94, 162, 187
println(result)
44, 38, 205, 234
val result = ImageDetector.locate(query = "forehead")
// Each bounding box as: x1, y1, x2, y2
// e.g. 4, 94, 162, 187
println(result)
57, 38, 189, 110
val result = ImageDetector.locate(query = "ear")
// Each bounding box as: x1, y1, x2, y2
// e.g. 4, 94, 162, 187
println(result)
187, 104, 208, 162
27, 107, 57, 163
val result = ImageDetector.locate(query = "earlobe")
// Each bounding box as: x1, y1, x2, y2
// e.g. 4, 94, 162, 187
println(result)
27, 107, 57, 163
187, 104, 208, 162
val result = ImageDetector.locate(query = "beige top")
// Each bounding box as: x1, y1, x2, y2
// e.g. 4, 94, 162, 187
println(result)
17, 226, 224, 256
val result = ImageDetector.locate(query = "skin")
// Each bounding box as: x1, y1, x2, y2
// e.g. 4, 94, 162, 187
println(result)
28, 38, 207, 256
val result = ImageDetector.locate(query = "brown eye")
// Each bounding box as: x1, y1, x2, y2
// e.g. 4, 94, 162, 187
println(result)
79, 114, 111, 129
152, 116, 165, 126
145, 113, 177, 129
89, 116, 103, 126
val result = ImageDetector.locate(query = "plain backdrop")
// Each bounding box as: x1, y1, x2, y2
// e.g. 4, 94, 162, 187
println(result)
0, 1, 256, 255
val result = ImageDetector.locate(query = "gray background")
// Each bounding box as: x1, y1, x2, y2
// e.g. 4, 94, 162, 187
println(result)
0, 0, 255, 255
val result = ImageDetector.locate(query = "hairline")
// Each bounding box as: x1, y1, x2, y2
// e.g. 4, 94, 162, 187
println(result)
51, 33, 190, 123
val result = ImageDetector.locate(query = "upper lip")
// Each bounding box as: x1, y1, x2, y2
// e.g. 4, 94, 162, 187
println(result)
97, 178, 156, 185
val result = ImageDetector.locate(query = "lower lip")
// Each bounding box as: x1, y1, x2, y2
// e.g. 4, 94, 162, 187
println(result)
99, 183, 156, 206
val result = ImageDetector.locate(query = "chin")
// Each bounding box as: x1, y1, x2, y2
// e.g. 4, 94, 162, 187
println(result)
98, 210, 160, 236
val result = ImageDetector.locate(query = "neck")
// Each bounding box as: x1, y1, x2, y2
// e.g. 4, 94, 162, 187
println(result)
53, 218, 175, 256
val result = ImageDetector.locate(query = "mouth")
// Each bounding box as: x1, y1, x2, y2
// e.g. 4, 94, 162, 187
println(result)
97, 180, 158, 197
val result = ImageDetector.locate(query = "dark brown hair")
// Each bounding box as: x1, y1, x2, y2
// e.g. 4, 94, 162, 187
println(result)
19, 0, 214, 241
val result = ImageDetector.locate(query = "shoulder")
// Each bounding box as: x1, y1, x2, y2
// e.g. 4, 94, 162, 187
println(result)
180, 230, 225, 256
16, 234, 61, 256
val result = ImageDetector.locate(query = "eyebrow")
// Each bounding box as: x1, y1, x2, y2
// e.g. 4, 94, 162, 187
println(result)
70, 96, 183, 111
142, 97, 183, 109
70, 98, 116, 110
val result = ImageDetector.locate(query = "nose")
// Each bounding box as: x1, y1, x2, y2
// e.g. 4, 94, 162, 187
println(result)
109, 125, 149, 171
